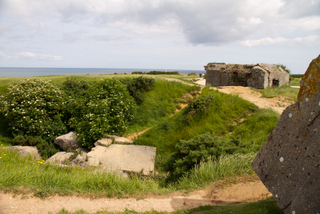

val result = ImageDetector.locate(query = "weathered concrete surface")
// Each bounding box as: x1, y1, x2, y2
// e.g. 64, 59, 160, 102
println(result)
252, 55, 320, 214
4, 146, 41, 159
94, 138, 112, 147
107, 135, 133, 144
54, 132, 79, 151
86, 145, 156, 175
46, 152, 75, 165
205, 63, 289, 89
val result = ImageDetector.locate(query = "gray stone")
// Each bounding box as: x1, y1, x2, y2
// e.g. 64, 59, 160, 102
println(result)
94, 138, 112, 147
86, 145, 156, 175
204, 63, 289, 89
70, 154, 87, 168
4, 146, 41, 159
251, 54, 320, 214
54, 131, 79, 151
106, 135, 133, 144
46, 152, 75, 165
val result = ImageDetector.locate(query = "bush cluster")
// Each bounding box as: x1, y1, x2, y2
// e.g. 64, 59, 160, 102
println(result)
183, 94, 214, 123
147, 71, 179, 75
0, 79, 67, 142
164, 132, 253, 179
0, 78, 138, 153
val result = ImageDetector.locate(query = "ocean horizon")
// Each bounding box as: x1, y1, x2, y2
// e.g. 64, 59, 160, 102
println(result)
0, 67, 204, 78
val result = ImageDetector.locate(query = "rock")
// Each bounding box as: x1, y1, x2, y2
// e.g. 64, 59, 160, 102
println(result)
94, 138, 112, 147
251, 55, 320, 214
54, 131, 79, 151
70, 154, 87, 168
106, 135, 133, 144
46, 152, 75, 165
86, 146, 103, 166
4, 146, 41, 159
86, 145, 156, 175
204, 63, 289, 89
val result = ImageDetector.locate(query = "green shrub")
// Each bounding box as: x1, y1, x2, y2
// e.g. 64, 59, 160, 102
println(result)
64, 79, 136, 149
11, 135, 58, 158
183, 94, 214, 123
188, 72, 197, 76
0, 79, 67, 142
61, 77, 91, 96
147, 71, 179, 75
164, 133, 251, 179
120, 76, 155, 104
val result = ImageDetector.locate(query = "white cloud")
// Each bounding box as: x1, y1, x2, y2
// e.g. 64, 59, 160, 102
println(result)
241, 35, 320, 47
0, 52, 11, 59
15, 52, 62, 61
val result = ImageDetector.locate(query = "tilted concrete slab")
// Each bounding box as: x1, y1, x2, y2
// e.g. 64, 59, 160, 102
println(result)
251, 54, 320, 214
86, 145, 156, 175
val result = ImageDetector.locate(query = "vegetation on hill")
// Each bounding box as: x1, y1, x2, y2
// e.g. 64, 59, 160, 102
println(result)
0, 73, 299, 213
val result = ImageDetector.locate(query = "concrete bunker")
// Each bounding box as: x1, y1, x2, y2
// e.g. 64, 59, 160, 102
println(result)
204, 63, 290, 89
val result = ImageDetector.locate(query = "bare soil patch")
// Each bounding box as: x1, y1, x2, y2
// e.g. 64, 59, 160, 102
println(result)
214, 86, 294, 114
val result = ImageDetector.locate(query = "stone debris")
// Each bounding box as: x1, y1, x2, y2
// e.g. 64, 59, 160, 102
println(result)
46, 152, 75, 165
54, 131, 79, 151
251, 54, 320, 214
86, 145, 156, 175
4, 146, 41, 159
94, 138, 112, 147
106, 135, 133, 144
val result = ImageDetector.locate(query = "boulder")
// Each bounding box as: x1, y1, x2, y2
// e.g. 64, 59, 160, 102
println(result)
46, 152, 75, 165
251, 55, 320, 214
54, 131, 79, 151
94, 138, 112, 147
86, 145, 156, 175
106, 135, 133, 144
4, 146, 41, 159
70, 154, 87, 168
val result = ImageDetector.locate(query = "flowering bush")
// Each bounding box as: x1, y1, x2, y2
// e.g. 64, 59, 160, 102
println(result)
0, 79, 67, 142
63, 78, 136, 149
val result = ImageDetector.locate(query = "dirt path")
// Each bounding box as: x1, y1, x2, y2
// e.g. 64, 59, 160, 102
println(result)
214, 86, 294, 114
0, 176, 271, 214
1, 78, 293, 214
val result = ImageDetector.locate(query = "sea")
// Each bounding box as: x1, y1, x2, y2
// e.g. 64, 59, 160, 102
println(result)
0, 67, 204, 78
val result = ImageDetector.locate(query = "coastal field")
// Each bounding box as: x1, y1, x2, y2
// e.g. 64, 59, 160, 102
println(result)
0, 73, 300, 213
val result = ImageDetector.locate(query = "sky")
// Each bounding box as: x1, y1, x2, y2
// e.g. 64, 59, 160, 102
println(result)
0, 0, 319, 74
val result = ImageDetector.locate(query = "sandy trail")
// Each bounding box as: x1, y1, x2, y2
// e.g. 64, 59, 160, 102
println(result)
0, 176, 271, 214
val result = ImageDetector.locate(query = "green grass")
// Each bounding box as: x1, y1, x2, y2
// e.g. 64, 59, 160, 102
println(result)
127, 79, 200, 133
176, 153, 256, 190
227, 109, 280, 146
187, 197, 283, 214
0, 147, 172, 197
253, 78, 300, 101
134, 87, 260, 171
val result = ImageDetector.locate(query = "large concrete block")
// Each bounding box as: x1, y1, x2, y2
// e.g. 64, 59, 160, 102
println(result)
251, 55, 320, 214
86, 145, 156, 175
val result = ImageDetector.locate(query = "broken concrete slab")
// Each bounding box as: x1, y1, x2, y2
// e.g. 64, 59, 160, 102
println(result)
46, 152, 75, 165
251, 54, 320, 214
106, 135, 133, 144
4, 146, 41, 159
86, 145, 156, 175
94, 138, 112, 147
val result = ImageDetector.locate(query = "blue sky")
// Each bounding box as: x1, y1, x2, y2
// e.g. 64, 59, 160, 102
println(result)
0, 0, 319, 74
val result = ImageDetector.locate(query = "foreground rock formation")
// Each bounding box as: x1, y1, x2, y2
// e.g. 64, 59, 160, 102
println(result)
205, 63, 289, 89
252, 55, 320, 214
